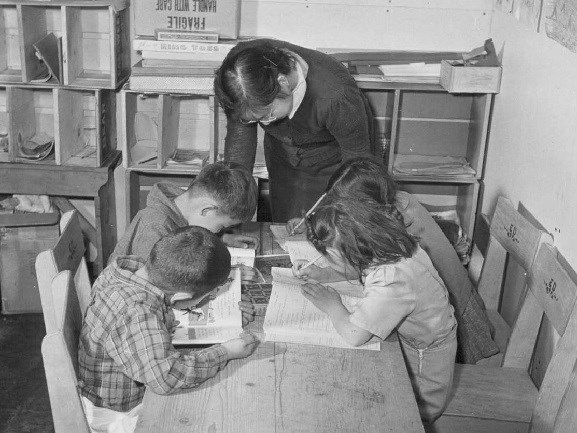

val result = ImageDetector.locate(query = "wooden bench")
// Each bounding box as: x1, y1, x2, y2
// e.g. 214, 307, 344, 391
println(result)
433, 242, 577, 432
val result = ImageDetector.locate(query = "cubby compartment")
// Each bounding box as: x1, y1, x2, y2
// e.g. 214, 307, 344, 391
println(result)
0, 5, 22, 83
121, 90, 219, 172
398, 181, 479, 239
55, 88, 115, 167
0, 86, 9, 162
390, 91, 492, 180
19, 4, 62, 83
9, 87, 56, 164
63, 3, 130, 89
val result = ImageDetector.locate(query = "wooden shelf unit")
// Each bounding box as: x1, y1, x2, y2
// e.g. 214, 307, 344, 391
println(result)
0, 0, 130, 89
120, 89, 224, 171
360, 77, 493, 239
0, 84, 116, 167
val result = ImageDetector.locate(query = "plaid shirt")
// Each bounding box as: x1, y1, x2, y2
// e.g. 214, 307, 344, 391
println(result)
78, 257, 228, 412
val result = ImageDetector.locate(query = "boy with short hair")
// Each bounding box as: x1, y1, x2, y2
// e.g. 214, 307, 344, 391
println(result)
79, 226, 259, 432
110, 161, 259, 263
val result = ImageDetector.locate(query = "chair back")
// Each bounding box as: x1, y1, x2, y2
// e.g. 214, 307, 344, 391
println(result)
36, 210, 92, 333
41, 270, 90, 433
524, 243, 577, 433
478, 196, 552, 311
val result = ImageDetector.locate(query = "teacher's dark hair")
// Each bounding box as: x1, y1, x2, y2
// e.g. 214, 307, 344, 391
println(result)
214, 42, 295, 120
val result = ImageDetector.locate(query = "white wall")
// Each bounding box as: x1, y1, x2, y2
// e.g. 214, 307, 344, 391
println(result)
483, 11, 577, 270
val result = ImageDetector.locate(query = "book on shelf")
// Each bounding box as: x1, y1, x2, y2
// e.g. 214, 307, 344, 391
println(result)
155, 30, 219, 43
165, 149, 209, 168
263, 268, 380, 350
129, 74, 213, 92
131, 60, 217, 77
172, 268, 243, 345
133, 36, 237, 54
139, 49, 230, 63
378, 62, 441, 77
140, 58, 222, 69
31, 32, 62, 84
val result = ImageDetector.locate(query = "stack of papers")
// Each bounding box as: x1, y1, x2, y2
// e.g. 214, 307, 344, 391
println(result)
393, 154, 476, 177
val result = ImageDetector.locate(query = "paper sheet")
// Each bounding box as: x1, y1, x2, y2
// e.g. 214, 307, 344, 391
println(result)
172, 268, 243, 345
264, 268, 379, 350
228, 246, 256, 267
269, 224, 307, 250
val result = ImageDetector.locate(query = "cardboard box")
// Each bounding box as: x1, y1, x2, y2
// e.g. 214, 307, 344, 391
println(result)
0, 212, 60, 314
440, 60, 502, 94
134, 0, 241, 39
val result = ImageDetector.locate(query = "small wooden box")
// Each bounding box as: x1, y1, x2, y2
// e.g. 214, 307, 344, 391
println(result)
440, 60, 502, 94
134, 0, 240, 39
0, 211, 60, 314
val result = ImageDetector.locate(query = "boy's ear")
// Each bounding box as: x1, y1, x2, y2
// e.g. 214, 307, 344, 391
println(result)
200, 204, 219, 216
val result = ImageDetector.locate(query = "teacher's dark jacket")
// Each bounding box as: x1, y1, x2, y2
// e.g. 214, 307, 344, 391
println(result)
222, 39, 375, 222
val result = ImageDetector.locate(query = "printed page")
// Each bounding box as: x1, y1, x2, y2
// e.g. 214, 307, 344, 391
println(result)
228, 246, 256, 267
272, 265, 364, 298
172, 268, 243, 345
264, 268, 380, 350
269, 224, 307, 250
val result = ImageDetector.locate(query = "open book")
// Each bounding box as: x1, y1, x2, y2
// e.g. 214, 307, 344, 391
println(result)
263, 268, 380, 350
172, 268, 243, 345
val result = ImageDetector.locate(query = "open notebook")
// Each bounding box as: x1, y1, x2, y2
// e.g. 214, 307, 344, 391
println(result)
172, 268, 243, 345
263, 268, 380, 350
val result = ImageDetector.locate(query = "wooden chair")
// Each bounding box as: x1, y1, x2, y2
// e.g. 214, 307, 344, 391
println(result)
473, 196, 552, 367
36, 210, 92, 333
432, 242, 577, 433
41, 270, 90, 433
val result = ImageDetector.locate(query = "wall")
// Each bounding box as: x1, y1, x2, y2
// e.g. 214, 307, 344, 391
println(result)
483, 11, 577, 270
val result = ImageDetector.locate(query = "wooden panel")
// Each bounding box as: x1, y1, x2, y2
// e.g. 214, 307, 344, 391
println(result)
490, 196, 547, 270
158, 94, 179, 168
19, 5, 48, 82
443, 364, 537, 422
466, 94, 491, 176
63, 6, 83, 86
55, 88, 85, 165
135, 344, 278, 433
400, 91, 473, 120
553, 362, 577, 433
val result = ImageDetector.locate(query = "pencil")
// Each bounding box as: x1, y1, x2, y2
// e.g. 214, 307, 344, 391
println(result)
290, 193, 327, 235
300, 255, 323, 271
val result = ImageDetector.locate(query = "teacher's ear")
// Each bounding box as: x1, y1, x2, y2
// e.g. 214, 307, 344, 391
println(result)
277, 74, 291, 93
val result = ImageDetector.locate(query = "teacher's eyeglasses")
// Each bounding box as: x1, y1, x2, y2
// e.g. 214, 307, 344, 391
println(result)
240, 105, 277, 125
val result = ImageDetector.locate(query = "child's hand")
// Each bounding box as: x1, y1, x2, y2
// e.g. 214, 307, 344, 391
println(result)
222, 233, 259, 250
239, 293, 255, 325
286, 217, 305, 235
237, 265, 261, 284
222, 331, 259, 360
293, 260, 344, 283
301, 282, 343, 315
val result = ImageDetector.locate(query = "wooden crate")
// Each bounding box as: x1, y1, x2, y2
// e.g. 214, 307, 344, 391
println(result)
120, 90, 219, 172
2, 85, 115, 166
440, 60, 502, 94
0, 86, 8, 162
0, 0, 130, 89
0, 211, 60, 314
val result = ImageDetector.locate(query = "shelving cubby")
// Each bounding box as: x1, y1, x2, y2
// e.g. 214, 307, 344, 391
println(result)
359, 78, 493, 240
0, 0, 131, 89
2, 85, 116, 166
120, 90, 221, 173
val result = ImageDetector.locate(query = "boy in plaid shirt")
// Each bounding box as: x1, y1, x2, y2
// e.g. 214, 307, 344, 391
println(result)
79, 226, 258, 432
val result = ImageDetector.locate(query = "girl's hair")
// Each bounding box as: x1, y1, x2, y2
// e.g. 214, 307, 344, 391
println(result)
214, 42, 295, 120
306, 195, 417, 278
147, 226, 231, 295
326, 157, 405, 226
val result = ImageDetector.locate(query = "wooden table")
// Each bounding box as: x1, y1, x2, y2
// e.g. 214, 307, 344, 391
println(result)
0, 151, 120, 273
135, 223, 425, 433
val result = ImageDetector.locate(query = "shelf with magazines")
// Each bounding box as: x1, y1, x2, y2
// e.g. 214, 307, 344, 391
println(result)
0, 0, 130, 89
332, 51, 495, 243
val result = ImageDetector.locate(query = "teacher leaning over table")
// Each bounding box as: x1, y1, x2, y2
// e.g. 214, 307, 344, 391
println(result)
214, 38, 376, 223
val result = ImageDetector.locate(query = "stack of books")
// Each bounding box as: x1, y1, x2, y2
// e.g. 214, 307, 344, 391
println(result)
130, 31, 239, 93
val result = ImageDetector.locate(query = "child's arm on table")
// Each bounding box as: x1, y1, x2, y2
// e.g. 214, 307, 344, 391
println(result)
111, 305, 258, 395
292, 259, 353, 283
221, 233, 259, 249
301, 282, 372, 347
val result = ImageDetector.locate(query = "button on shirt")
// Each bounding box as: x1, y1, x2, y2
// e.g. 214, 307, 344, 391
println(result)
350, 247, 457, 349
78, 257, 228, 412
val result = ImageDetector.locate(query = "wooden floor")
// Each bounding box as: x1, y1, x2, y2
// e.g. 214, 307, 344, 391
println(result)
0, 313, 54, 433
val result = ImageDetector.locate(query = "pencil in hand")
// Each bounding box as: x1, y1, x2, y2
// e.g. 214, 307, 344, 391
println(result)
289, 193, 327, 236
